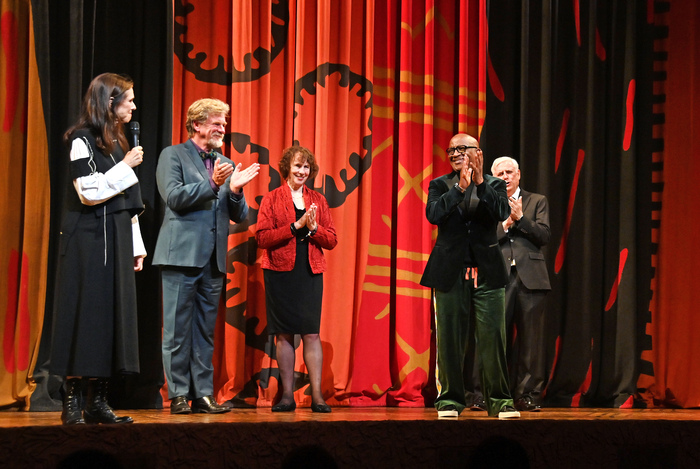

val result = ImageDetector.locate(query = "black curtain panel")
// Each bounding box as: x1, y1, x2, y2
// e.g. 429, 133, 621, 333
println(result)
30, 0, 172, 410
480, 1, 654, 407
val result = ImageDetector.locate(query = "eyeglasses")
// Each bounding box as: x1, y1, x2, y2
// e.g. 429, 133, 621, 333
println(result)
446, 145, 478, 156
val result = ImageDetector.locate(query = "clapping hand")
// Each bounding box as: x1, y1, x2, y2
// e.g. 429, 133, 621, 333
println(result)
230, 162, 260, 193
212, 158, 234, 186
306, 203, 318, 232
294, 203, 318, 232
460, 163, 473, 189
467, 149, 484, 185
459, 149, 484, 188
503, 196, 522, 230
508, 196, 523, 221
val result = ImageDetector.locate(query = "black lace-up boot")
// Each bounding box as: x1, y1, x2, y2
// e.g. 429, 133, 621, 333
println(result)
61, 378, 85, 425
83, 378, 133, 424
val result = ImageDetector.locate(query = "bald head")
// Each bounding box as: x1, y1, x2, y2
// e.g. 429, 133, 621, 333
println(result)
447, 134, 480, 173
450, 133, 478, 148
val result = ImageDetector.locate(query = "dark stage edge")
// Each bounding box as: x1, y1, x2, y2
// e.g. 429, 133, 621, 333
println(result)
1, 410, 700, 468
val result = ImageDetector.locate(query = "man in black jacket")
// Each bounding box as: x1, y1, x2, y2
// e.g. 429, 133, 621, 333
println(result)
420, 134, 519, 419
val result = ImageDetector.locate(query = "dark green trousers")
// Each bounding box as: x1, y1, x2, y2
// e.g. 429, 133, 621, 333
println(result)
434, 268, 513, 416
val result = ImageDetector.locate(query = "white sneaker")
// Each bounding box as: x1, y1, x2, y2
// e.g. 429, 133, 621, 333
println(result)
437, 405, 459, 418
498, 406, 521, 419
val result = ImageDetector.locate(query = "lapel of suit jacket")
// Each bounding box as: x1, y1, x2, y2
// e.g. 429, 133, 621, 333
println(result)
520, 189, 531, 216
445, 172, 472, 215
446, 171, 459, 188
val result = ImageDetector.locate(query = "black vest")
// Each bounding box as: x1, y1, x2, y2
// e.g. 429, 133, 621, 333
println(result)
58, 129, 144, 254
68, 129, 144, 217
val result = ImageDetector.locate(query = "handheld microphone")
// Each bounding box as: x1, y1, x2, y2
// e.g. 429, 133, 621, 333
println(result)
129, 121, 140, 148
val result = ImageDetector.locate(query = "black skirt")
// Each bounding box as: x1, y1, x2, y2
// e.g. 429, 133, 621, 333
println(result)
50, 208, 139, 377
264, 211, 323, 335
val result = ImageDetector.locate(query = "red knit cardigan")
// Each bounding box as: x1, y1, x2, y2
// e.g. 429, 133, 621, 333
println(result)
256, 184, 337, 273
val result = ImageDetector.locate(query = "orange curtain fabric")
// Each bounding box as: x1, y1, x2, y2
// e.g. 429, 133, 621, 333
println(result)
173, 0, 375, 407
642, 0, 700, 408
0, 0, 50, 408
349, 0, 486, 406
172, 0, 486, 407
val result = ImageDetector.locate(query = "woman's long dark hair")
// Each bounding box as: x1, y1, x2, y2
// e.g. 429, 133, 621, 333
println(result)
63, 73, 133, 155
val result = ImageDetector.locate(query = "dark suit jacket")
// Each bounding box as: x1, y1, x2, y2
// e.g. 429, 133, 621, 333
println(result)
420, 172, 511, 292
496, 189, 551, 291
153, 139, 249, 273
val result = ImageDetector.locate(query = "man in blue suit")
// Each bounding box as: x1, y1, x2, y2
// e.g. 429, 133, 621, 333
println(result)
420, 133, 519, 419
153, 98, 260, 414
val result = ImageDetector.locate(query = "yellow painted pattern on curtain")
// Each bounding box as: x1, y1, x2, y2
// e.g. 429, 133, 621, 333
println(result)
350, 0, 486, 407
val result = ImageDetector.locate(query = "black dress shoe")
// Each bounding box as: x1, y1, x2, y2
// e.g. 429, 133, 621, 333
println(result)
311, 402, 332, 413
470, 395, 487, 411
271, 401, 296, 412
170, 396, 192, 414
192, 395, 231, 414
514, 395, 541, 412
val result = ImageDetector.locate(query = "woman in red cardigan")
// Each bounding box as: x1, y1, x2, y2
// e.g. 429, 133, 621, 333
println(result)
256, 146, 338, 412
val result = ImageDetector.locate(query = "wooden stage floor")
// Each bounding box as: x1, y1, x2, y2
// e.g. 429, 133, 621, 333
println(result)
1, 407, 699, 468
2, 406, 700, 426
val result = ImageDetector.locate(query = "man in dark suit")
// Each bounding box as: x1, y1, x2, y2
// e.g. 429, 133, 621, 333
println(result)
153, 98, 260, 414
492, 156, 551, 412
420, 133, 519, 419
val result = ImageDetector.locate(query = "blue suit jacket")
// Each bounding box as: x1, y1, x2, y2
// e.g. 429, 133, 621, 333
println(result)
153, 139, 249, 273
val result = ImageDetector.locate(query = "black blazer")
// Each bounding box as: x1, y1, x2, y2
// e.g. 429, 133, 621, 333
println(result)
496, 189, 551, 291
420, 172, 511, 292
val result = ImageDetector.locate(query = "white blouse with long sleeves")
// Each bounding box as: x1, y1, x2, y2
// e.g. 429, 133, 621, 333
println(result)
70, 138, 146, 258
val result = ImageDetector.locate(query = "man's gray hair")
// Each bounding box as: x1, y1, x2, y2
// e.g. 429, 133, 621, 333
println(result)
491, 156, 519, 175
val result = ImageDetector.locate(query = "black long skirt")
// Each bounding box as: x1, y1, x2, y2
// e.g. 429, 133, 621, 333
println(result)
49, 209, 139, 377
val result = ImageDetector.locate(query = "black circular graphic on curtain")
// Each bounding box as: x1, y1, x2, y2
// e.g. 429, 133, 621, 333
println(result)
174, 0, 289, 83
293, 62, 374, 209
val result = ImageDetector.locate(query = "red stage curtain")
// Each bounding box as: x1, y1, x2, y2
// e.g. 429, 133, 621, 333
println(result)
0, 0, 50, 408
641, 0, 700, 408
349, 0, 486, 406
172, 0, 486, 407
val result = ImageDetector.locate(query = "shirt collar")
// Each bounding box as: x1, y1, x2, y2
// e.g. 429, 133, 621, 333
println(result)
191, 139, 204, 153
191, 139, 216, 157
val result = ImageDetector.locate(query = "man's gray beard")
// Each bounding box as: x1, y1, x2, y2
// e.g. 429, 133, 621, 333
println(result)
209, 136, 223, 149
